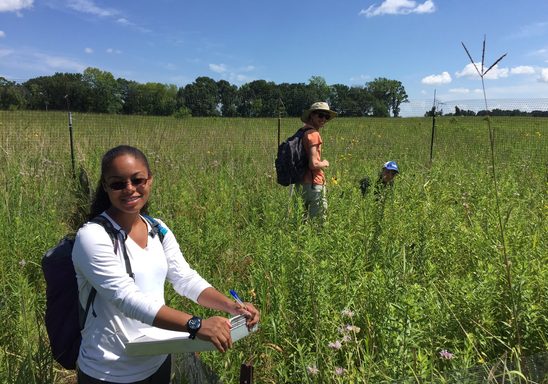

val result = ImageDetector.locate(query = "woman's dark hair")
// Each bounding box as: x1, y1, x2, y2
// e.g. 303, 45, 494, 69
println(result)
87, 145, 152, 220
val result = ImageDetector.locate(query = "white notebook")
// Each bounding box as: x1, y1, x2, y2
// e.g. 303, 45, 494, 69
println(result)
125, 315, 258, 356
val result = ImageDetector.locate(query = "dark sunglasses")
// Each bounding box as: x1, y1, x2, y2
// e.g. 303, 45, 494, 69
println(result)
107, 177, 149, 191
316, 112, 331, 120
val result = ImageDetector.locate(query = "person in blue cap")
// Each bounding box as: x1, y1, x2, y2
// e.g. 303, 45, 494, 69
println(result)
379, 161, 399, 187
359, 161, 399, 197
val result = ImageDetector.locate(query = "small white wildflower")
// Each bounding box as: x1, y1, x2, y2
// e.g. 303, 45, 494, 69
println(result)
341, 309, 354, 318
328, 340, 343, 350
307, 365, 319, 375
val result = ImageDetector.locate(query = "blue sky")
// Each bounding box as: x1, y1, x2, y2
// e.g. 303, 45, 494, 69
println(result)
1, 0, 547, 111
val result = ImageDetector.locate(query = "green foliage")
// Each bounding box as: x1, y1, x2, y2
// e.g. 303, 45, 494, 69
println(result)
0, 111, 546, 383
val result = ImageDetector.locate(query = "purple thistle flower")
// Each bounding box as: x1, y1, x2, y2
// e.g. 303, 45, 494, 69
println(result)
439, 349, 455, 360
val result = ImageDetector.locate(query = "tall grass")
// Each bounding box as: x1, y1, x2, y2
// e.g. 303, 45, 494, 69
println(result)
0, 111, 546, 383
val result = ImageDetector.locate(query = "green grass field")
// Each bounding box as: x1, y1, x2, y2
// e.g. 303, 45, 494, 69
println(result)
0, 111, 546, 383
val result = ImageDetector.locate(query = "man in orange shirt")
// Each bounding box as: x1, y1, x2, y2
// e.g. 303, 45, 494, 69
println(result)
297, 102, 337, 221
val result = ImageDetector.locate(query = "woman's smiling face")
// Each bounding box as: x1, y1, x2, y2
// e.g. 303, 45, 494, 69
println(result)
103, 154, 153, 216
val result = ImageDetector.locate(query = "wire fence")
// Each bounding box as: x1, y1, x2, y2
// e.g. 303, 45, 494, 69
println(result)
2, 105, 546, 180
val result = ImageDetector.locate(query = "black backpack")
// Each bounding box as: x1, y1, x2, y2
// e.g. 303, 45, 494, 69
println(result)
41, 214, 166, 370
274, 127, 312, 186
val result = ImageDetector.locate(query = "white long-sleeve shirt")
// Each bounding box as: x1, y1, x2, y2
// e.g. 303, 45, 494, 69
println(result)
72, 213, 211, 382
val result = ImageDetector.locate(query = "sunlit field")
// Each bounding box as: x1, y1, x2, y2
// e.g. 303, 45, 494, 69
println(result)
0, 111, 546, 383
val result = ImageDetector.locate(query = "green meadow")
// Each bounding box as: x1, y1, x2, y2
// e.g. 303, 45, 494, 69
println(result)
0, 111, 546, 383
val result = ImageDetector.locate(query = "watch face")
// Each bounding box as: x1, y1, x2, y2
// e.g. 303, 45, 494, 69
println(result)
188, 317, 201, 330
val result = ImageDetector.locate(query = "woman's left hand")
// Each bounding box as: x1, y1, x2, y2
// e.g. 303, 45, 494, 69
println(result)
231, 302, 260, 328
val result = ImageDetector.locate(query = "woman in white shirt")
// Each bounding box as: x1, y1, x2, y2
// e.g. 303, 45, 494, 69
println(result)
72, 145, 259, 383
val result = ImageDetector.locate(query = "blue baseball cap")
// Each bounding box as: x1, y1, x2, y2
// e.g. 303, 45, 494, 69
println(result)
383, 161, 399, 173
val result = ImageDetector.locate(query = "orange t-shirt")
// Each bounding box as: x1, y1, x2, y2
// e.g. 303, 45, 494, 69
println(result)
302, 128, 325, 185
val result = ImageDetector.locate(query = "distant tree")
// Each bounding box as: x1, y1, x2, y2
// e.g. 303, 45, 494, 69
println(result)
531, 110, 548, 117
0, 77, 26, 110
327, 83, 348, 115
424, 106, 443, 117
308, 76, 330, 102
217, 80, 239, 117
237, 80, 279, 117
365, 78, 390, 117
346, 86, 372, 116
181, 76, 219, 117
137, 83, 177, 115
117, 78, 142, 114
366, 77, 408, 117
278, 82, 313, 117
26, 82, 49, 111
454, 106, 476, 116
23, 73, 87, 111
82, 67, 123, 113
11, 67, 442, 118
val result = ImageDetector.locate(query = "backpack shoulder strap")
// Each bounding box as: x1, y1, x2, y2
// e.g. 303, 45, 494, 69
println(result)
141, 214, 168, 243
298, 126, 313, 135
90, 215, 133, 280
80, 215, 134, 329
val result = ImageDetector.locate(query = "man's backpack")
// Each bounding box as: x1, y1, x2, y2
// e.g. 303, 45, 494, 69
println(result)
274, 127, 312, 186
41, 214, 166, 370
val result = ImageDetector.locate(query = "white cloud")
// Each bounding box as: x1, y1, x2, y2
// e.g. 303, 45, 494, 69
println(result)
106, 48, 121, 54
67, 0, 117, 17
0, 30, 5, 38
481, 65, 509, 80
209, 63, 227, 74
350, 74, 371, 84
421, 71, 451, 85
0, 0, 33, 12
359, 0, 435, 17
455, 63, 481, 78
163, 62, 177, 71
205, 63, 256, 85
36, 53, 86, 72
455, 62, 509, 80
510, 66, 535, 75
0, 47, 86, 76
64, 0, 149, 33
231, 73, 254, 84
0, 48, 13, 57
530, 48, 547, 56
117, 18, 130, 25
84, 47, 93, 54
539, 68, 548, 83
513, 21, 548, 39
449, 88, 470, 94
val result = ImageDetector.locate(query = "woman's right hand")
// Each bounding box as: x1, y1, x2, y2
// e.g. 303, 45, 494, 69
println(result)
196, 316, 233, 352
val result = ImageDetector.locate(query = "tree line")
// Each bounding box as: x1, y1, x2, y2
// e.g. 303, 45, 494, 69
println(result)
425, 105, 548, 117
0, 67, 409, 117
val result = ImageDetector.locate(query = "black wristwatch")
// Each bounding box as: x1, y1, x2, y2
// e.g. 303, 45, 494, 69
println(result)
186, 316, 202, 339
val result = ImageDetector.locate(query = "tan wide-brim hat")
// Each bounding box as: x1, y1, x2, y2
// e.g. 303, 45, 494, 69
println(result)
301, 101, 337, 123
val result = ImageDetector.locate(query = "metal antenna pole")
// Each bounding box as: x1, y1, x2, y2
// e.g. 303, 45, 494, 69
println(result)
429, 89, 436, 165
65, 94, 76, 178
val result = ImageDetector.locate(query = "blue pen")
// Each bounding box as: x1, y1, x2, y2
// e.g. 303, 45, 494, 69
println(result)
229, 289, 245, 306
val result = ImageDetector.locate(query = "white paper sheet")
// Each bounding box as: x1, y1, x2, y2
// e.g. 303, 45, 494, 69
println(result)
124, 315, 258, 356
